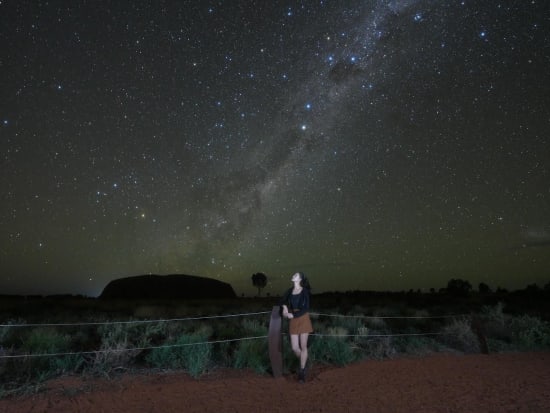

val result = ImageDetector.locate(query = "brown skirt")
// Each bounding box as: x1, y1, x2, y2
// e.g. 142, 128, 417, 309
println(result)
289, 312, 313, 335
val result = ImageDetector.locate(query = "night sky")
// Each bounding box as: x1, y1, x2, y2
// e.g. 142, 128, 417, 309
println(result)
1, 1, 549, 297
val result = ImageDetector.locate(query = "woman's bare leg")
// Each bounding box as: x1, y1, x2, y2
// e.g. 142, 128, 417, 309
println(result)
299, 333, 309, 369
290, 334, 301, 358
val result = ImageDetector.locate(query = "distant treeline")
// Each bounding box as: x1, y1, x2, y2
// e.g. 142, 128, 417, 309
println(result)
2, 277, 550, 300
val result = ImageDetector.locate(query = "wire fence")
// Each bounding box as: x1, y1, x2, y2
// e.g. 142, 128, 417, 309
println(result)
310, 312, 468, 319
0, 311, 467, 329
0, 309, 467, 361
0, 311, 272, 328
0, 335, 269, 360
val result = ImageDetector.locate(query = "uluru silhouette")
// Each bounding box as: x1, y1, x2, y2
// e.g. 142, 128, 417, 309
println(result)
100, 274, 236, 299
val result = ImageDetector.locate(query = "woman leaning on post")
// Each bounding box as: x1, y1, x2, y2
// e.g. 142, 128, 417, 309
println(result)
279, 272, 313, 383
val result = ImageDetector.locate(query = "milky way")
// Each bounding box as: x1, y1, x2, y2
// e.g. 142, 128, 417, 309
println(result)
1, 1, 549, 296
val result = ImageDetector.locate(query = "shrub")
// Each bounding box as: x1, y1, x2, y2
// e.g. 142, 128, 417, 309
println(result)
214, 319, 243, 341
147, 331, 212, 377
360, 335, 397, 360
93, 324, 138, 371
230, 317, 270, 373
240, 318, 268, 336
212, 341, 233, 368
233, 338, 269, 374
480, 302, 512, 342
485, 338, 514, 352
439, 318, 479, 353
23, 328, 69, 354
0, 320, 20, 378
393, 335, 442, 356
0, 323, 12, 344
93, 321, 167, 372
509, 315, 550, 350
334, 316, 363, 335
365, 316, 387, 330
480, 304, 550, 351
310, 328, 356, 365
17, 328, 83, 380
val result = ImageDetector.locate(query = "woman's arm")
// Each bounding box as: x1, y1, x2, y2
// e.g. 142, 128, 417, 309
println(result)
279, 288, 291, 318
281, 305, 289, 317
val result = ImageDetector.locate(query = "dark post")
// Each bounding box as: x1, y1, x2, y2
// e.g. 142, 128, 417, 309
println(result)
268, 305, 283, 377
471, 314, 489, 354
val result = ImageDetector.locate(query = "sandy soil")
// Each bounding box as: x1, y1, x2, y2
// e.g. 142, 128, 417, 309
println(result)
1, 352, 549, 413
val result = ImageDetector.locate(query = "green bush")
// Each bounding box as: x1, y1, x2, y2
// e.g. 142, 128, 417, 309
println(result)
480, 304, 550, 351
16, 328, 83, 381
230, 317, 269, 373
509, 315, 550, 349
147, 332, 212, 377
93, 321, 168, 372
485, 338, 514, 352
240, 318, 264, 333
480, 302, 512, 342
212, 341, 233, 368
333, 316, 363, 335
393, 335, 442, 356
365, 316, 388, 331
214, 320, 242, 341
310, 333, 356, 366
0, 323, 12, 345
360, 335, 397, 360
23, 328, 70, 355
93, 323, 141, 371
233, 338, 269, 374
439, 318, 479, 353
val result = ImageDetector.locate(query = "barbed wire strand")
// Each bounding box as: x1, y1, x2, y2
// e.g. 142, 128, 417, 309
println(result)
0, 311, 272, 328
0, 331, 456, 360
0, 335, 268, 360
311, 332, 447, 338
0, 311, 469, 329
0, 309, 466, 360
310, 312, 468, 319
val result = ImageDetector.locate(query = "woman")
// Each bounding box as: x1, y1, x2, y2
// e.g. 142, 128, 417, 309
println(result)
280, 272, 313, 383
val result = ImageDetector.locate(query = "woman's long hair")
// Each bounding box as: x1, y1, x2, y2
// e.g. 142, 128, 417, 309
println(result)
298, 272, 311, 291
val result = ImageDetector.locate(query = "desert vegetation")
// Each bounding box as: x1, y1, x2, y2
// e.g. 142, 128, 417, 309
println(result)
1, 286, 550, 397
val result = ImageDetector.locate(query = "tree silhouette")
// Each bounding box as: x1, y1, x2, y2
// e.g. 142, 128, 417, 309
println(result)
251, 272, 267, 296
446, 278, 472, 297
478, 282, 491, 294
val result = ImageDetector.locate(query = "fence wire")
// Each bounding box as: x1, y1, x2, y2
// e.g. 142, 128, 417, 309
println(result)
0, 335, 269, 360
0, 308, 467, 360
0, 311, 272, 328
311, 312, 468, 319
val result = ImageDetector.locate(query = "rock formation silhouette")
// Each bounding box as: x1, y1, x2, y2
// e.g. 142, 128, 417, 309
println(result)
100, 274, 236, 299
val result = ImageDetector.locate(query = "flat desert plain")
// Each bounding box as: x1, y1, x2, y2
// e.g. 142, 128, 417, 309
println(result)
1, 352, 549, 413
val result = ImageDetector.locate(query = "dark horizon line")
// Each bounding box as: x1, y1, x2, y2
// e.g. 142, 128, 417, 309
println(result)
1, 285, 548, 300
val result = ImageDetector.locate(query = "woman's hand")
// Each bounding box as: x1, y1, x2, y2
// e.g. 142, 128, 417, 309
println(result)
282, 305, 289, 317
286, 313, 294, 319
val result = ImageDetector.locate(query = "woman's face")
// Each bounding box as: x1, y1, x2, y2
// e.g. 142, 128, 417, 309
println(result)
291, 272, 301, 283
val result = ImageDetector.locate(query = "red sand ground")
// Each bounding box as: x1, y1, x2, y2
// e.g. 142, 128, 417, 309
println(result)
1, 352, 549, 413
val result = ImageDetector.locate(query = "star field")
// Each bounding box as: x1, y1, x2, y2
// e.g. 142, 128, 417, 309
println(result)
1, 0, 549, 296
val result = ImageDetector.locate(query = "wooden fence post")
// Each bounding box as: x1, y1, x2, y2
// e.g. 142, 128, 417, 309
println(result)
268, 305, 283, 377
471, 314, 489, 354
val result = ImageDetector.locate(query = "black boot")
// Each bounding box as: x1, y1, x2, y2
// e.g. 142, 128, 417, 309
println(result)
298, 367, 306, 383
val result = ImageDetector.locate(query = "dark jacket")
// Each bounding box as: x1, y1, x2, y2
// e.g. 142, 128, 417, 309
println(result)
279, 288, 310, 318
